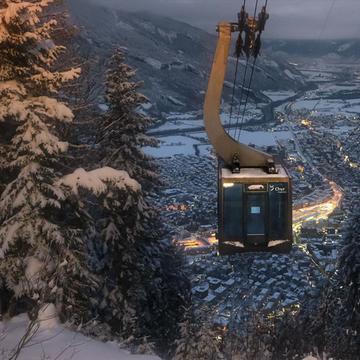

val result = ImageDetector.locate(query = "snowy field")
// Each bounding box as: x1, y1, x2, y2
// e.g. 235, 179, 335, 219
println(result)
0, 313, 159, 360
292, 98, 360, 115
154, 109, 263, 133
144, 130, 293, 158
144, 135, 211, 157
300, 70, 336, 82
263, 90, 296, 101
327, 125, 356, 136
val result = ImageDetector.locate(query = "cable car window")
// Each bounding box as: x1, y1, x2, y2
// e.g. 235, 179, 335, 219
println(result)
269, 183, 288, 239
223, 184, 243, 240
251, 206, 261, 214
246, 193, 266, 235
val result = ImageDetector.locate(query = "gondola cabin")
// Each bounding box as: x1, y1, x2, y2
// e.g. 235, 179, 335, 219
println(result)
218, 165, 293, 255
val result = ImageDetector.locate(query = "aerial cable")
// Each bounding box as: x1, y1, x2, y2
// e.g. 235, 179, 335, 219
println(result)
318, 0, 336, 39
233, 0, 260, 138
233, 57, 250, 138
311, 0, 336, 113
228, 49, 241, 131
237, 0, 269, 141
237, 57, 258, 141
228, 0, 247, 135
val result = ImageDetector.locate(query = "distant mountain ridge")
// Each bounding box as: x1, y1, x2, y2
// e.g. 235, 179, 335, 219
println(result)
66, 0, 306, 114
265, 39, 360, 59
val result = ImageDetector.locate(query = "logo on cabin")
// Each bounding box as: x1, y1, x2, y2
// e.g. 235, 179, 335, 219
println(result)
269, 184, 287, 193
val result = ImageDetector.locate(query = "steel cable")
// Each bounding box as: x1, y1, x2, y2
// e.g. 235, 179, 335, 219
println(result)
234, 0, 260, 140
233, 57, 250, 138
237, 57, 258, 141
228, 58, 241, 131
228, 0, 247, 136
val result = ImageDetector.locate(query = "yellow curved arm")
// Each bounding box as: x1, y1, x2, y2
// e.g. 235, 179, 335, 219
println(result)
204, 22, 273, 167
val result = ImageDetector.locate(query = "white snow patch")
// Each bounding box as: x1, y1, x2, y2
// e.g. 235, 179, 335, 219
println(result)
116, 20, 135, 31
25, 257, 43, 283
137, 21, 156, 34
224, 241, 245, 248
37, 303, 59, 329
145, 129, 292, 158
144, 136, 201, 157
337, 43, 352, 52
268, 240, 290, 247
167, 96, 185, 107
284, 69, 296, 80
98, 103, 109, 112
263, 90, 296, 102
145, 57, 162, 70
141, 102, 153, 111
59, 167, 140, 195
292, 98, 360, 116
157, 28, 177, 42
0, 81, 26, 95
0, 314, 160, 360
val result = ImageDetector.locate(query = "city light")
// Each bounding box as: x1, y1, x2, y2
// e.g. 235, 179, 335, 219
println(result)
293, 181, 343, 230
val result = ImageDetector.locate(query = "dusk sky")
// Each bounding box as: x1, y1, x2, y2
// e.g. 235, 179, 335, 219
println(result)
88, 0, 360, 39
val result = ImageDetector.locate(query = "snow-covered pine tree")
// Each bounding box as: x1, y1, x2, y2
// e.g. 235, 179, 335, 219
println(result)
58, 164, 191, 350
338, 205, 360, 353
174, 312, 224, 360
98, 49, 159, 193
93, 49, 191, 350
58, 166, 144, 334
0, 0, 97, 321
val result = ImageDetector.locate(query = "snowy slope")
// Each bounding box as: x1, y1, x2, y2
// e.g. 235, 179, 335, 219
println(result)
0, 314, 160, 360
265, 39, 360, 59
65, 0, 306, 114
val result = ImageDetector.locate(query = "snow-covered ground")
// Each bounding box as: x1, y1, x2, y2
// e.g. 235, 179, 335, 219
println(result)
300, 70, 336, 82
144, 135, 211, 157
292, 98, 360, 115
0, 313, 160, 360
0, 314, 323, 360
154, 109, 263, 133
263, 90, 296, 102
144, 130, 293, 158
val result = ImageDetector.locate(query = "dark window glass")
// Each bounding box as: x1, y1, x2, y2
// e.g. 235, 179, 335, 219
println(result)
223, 184, 243, 240
269, 183, 289, 240
246, 193, 266, 235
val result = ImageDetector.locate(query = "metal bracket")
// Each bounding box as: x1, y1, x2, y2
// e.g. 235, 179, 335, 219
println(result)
232, 154, 241, 174
266, 159, 278, 174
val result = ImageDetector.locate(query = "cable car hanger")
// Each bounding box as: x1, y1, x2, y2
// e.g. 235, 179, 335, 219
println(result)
204, 0, 293, 254
204, 0, 275, 174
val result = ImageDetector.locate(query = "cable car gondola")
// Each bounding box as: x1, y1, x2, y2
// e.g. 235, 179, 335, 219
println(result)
204, 7, 293, 255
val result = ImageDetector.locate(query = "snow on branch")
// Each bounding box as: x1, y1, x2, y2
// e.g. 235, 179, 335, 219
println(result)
58, 167, 141, 196
0, 0, 54, 42
30, 67, 81, 91
0, 81, 26, 96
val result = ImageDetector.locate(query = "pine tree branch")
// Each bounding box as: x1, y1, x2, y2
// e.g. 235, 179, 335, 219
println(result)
68, 143, 92, 149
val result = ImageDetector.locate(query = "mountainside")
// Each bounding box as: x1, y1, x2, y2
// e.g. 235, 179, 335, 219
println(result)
265, 39, 360, 59
66, 0, 306, 114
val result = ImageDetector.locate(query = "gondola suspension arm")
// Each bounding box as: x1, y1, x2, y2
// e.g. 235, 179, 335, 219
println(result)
204, 22, 275, 172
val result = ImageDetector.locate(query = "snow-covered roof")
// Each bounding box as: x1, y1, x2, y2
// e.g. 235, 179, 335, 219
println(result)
221, 166, 289, 181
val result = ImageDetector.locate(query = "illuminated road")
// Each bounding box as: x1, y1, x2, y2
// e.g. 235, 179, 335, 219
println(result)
293, 181, 343, 232
285, 102, 344, 232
